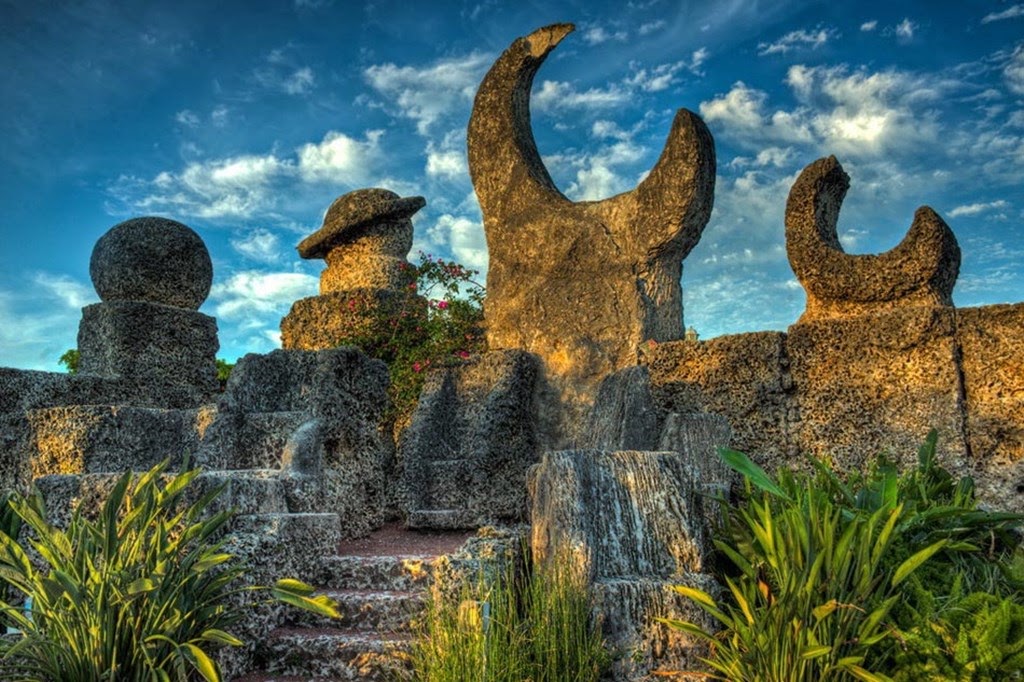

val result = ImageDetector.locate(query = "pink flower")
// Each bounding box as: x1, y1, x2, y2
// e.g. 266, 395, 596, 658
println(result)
458, 350, 470, 359
412, 362, 422, 372
437, 300, 449, 310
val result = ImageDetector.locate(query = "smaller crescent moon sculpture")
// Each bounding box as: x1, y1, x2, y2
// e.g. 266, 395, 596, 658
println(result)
785, 156, 960, 322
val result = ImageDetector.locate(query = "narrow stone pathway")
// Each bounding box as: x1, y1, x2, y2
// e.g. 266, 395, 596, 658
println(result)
236, 523, 474, 682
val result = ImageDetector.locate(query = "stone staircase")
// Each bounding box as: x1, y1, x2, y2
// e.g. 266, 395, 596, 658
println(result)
238, 523, 474, 682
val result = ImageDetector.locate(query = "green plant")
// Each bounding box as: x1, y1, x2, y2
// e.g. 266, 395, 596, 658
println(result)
215, 359, 234, 390
663, 431, 1023, 682
57, 349, 79, 374
410, 549, 607, 682
891, 590, 1024, 680
330, 252, 486, 422
0, 461, 337, 681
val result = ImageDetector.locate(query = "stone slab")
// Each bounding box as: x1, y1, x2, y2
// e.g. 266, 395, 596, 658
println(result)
956, 303, 1024, 510
786, 305, 968, 475
77, 301, 219, 408
648, 332, 793, 468
24, 405, 210, 477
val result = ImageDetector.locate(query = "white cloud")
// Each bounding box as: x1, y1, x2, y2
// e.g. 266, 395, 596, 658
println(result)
583, 26, 627, 45
364, 52, 492, 135
297, 129, 384, 184
758, 26, 838, 56
209, 271, 318, 320
282, 67, 315, 95
427, 214, 488, 271
729, 146, 796, 169
948, 199, 1011, 217
232, 228, 283, 263
894, 18, 916, 42
211, 105, 229, 127
532, 80, 631, 112
112, 129, 384, 219
625, 61, 687, 92
638, 20, 666, 35
982, 4, 1024, 23
175, 109, 200, 127
860, 20, 878, 32
690, 47, 709, 73
1006, 45, 1024, 95
425, 146, 467, 180
34, 273, 95, 310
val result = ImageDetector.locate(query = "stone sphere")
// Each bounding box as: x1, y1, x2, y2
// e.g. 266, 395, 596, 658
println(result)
90, 217, 213, 310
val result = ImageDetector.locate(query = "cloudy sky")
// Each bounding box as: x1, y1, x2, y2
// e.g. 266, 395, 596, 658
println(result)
1, 0, 1022, 370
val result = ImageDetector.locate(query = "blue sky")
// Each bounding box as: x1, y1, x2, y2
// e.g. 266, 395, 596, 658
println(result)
2, 1, 1022, 370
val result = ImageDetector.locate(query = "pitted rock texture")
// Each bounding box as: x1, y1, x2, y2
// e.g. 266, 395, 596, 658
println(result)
297, 188, 423, 296
398, 349, 541, 527
787, 306, 968, 476
89, 216, 212, 310
786, 156, 960, 322
23, 405, 211, 478
582, 365, 662, 451
956, 303, 1024, 510
468, 24, 715, 416
280, 289, 425, 351
529, 448, 725, 680
649, 332, 794, 468
201, 348, 391, 539
77, 300, 219, 408
298, 189, 423, 260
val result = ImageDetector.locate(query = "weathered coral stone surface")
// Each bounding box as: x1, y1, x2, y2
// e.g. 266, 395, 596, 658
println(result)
468, 24, 715, 413
786, 156, 960, 322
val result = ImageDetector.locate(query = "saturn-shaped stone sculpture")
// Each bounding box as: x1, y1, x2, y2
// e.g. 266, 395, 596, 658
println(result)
298, 188, 426, 295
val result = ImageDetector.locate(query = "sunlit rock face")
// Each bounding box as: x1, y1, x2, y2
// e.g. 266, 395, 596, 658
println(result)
467, 24, 715, 439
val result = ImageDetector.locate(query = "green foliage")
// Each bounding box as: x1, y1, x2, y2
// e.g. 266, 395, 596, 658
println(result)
57, 349, 79, 374
331, 252, 486, 422
411, 550, 608, 682
0, 461, 338, 681
664, 431, 1024, 682
891, 589, 1024, 680
215, 358, 234, 390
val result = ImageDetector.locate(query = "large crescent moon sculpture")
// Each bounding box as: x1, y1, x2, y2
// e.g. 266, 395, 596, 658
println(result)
467, 23, 715, 405
785, 156, 960, 322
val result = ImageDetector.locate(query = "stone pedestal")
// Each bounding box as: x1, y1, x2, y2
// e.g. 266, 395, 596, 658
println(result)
280, 290, 424, 351
78, 301, 218, 408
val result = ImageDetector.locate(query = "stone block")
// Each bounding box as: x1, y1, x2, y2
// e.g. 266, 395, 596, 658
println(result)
398, 350, 541, 526
528, 448, 721, 680
213, 348, 390, 538
648, 332, 793, 468
77, 301, 218, 408
956, 303, 1024, 510
582, 365, 661, 451
786, 306, 967, 475
23, 405, 206, 477
279, 290, 423, 352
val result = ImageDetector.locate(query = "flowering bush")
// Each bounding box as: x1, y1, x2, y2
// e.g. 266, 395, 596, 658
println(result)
332, 252, 486, 423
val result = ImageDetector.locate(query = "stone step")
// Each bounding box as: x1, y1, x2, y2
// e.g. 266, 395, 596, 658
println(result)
423, 458, 472, 508
196, 469, 287, 514
258, 627, 413, 680
406, 508, 480, 531
287, 588, 424, 631
227, 513, 341, 580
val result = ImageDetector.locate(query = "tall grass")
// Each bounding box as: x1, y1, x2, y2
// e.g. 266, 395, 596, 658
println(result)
410, 548, 608, 682
0, 460, 337, 682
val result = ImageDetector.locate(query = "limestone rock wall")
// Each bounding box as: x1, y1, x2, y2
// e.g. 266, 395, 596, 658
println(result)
648, 303, 1024, 510
398, 349, 541, 528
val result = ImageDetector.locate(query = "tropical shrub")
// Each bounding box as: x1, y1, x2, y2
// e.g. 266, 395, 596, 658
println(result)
411, 548, 608, 682
0, 461, 337, 681
663, 431, 1023, 682
330, 252, 486, 422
